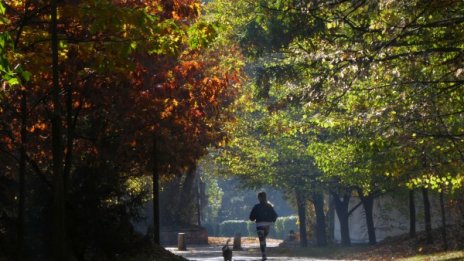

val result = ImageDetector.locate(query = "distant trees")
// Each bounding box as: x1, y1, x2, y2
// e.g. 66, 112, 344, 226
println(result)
205, 0, 464, 248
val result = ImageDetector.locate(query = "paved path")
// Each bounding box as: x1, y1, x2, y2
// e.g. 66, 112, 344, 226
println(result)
167, 244, 340, 261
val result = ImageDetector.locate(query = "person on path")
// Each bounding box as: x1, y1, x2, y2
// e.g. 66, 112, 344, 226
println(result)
249, 191, 278, 261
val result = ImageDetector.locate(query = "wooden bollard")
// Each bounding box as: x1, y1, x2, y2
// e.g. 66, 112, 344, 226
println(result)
178, 233, 187, 251
233, 233, 242, 250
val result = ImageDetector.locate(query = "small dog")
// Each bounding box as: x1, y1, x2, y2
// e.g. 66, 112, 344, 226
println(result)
222, 239, 233, 261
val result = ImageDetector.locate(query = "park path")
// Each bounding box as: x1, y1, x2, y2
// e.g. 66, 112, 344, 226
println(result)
167, 243, 341, 261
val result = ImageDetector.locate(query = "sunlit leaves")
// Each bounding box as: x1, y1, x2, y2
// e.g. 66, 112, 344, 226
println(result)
187, 21, 218, 49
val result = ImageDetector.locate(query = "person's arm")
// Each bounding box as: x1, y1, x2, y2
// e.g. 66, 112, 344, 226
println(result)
249, 205, 257, 221
271, 206, 278, 222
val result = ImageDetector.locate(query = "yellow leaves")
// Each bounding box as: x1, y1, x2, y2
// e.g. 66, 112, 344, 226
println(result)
29, 122, 47, 133
171, 11, 182, 20
161, 98, 179, 119
408, 173, 462, 191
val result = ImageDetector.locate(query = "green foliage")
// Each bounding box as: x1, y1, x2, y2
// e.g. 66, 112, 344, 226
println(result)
68, 166, 151, 259
188, 21, 218, 49
219, 220, 251, 237
273, 215, 298, 239
218, 215, 297, 239
208, 0, 464, 193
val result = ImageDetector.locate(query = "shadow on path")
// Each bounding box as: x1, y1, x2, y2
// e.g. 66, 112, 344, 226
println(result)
167, 243, 341, 261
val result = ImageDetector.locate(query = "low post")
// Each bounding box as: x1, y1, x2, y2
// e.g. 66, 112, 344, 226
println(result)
289, 230, 296, 241
233, 233, 242, 250
178, 233, 187, 251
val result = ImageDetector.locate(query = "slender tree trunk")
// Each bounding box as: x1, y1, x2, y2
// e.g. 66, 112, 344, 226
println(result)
17, 90, 27, 261
196, 177, 202, 226
327, 195, 335, 242
358, 189, 376, 245
312, 192, 327, 246
332, 192, 351, 246
409, 189, 416, 238
439, 190, 448, 250
199, 180, 207, 226
422, 188, 433, 244
51, 0, 66, 258
63, 52, 77, 189
152, 137, 160, 245
295, 190, 308, 247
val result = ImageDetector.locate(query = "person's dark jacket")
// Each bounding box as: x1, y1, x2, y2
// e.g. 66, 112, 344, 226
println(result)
249, 203, 278, 223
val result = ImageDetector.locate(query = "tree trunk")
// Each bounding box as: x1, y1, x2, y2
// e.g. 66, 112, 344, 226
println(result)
332, 192, 351, 246
312, 192, 327, 246
51, 0, 66, 258
409, 189, 416, 238
17, 90, 27, 261
199, 179, 206, 226
439, 190, 448, 250
196, 177, 203, 226
179, 165, 196, 225
152, 137, 160, 245
422, 188, 433, 244
358, 189, 376, 245
295, 190, 308, 247
327, 195, 335, 242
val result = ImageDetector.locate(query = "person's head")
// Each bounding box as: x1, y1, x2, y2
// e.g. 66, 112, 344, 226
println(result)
258, 191, 267, 204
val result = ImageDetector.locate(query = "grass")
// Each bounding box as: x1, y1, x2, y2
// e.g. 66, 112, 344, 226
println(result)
266, 226, 464, 260
267, 244, 371, 258
398, 251, 464, 261
267, 246, 464, 260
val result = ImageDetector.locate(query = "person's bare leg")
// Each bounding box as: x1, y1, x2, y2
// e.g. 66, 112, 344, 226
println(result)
257, 227, 269, 260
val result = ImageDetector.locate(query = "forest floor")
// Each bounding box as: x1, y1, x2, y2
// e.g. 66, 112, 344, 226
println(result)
166, 226, 464, 261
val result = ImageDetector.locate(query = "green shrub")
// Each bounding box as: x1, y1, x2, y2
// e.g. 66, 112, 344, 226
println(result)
219, 220, 252, 237
218, 216, 298, 239
247, 221, 255, 237
273, 216, 298, 239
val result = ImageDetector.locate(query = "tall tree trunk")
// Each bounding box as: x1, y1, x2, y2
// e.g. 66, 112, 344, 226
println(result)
439, 190, 448, 250
295, 190, 308, 247
409, 189, 416, 238
358, 189, 376, 245
17, 90, 27, 261
179, 165, 196, 225
51, 0, 66, 259
327, 195, 335, 243
332, 192, 351, 246
422, 188, 433, 244
152, 137, 160, 245
196, 177, 203, 226
312, 192, 327, 246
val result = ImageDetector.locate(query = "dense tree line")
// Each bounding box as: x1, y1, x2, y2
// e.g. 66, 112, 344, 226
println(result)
0, 0, 239, 260
205, 0, 464, 248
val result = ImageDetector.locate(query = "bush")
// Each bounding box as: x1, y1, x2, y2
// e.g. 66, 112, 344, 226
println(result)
218, 216, 298, 239
273, 215, 298, 239
247, 221, 255, 237
219, 220, 252, 237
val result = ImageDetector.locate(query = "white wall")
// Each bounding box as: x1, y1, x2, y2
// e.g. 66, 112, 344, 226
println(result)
334, 191, 447, 243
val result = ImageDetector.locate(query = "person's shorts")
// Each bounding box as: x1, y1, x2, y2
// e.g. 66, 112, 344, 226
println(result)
256, 225, 270, 238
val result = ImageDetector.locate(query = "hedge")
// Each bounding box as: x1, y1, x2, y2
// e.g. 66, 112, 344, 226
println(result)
217, 216, 298, 239
219, 220, 250, 237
